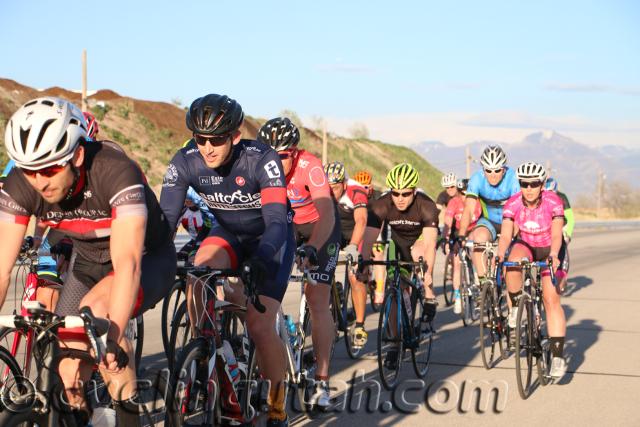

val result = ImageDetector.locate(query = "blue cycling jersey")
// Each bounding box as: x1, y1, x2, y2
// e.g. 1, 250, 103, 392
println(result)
466, 167, 520, 224
1, 160, 14, 178
159, 139, 292, 262
186, 186, 217, 226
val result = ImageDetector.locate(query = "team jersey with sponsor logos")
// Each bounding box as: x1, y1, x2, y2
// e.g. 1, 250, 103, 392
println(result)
502, 190, 565, 247
159, 139, 290, 261
466, 167, 520, 224
336, 178, 369, 234
370, 191, 439, 242
285, 150, 331, 225
0, 140, 171, 263
445, 195, 482, 231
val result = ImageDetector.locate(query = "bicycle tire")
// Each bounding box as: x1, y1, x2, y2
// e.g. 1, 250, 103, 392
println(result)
165, 337, 221, 427
479, 281, 499, 369
161, 279, 186, 360
134, 315, 144, 375
515, 293, 534, 399
377, 291, 404, 390
0, 327, 33, 380
410, 288, 432, 378
442, 253, 455, 306
167, 301, 191, 372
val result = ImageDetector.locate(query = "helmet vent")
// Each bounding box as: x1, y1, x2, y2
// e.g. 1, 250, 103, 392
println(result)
24, 100, 38, 107
19, 127, 31, 153
55, 132, 68, 154
41, 99, 55, 107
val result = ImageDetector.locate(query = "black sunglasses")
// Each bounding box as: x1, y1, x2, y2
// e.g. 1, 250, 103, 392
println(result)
519, 180, 543, 188
391, 190, 414, 198
484, 168, 503, 174
194, 134, 230, 147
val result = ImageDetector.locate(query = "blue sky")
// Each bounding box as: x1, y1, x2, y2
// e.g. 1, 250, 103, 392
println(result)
1, 0, 638, 147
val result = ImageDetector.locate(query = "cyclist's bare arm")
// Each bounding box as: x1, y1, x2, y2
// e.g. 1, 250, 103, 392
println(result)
458, 196, 478, 237
421, 227, 438, 285
307, 196, 336, 249
350, 206, 368, 247
550, 217, 564, 268
109, 214, 146, 343
0, 221, 27, 308
497, 218, 514, 259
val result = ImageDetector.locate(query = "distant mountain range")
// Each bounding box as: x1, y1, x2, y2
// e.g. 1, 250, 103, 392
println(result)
414, 131, 640, 199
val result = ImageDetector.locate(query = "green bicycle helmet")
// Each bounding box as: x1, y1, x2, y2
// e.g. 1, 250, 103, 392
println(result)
386, 163, 419, 189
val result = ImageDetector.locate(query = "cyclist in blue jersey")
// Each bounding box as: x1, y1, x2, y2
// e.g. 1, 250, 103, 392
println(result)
159, 94, 294, 427
458, 145, 520, 279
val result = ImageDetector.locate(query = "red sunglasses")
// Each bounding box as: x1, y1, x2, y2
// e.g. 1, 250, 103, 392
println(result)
21, 163, 68, 178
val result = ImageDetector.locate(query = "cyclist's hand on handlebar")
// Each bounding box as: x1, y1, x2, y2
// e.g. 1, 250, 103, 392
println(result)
296, 244, 318, 270
241, 256, 268, 287
343, 243, 359, 262
550, 254, 560, 272
100, 339, 129, 373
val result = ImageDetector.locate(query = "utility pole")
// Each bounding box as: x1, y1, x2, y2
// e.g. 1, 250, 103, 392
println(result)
81, 49, 87, 111
465, 146, 472, 178
546, 160, 552, 177
596, 170, 605, 218
322, 124, 327, 164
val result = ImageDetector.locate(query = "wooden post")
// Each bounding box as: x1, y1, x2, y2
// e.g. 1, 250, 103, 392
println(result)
81, 49, 87, 111
465, 146, 471, 178
322, 125, 327, 164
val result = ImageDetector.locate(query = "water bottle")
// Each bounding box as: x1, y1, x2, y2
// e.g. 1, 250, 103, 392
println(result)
284, 315, 297, 347
90, 406, 116, 427
222, 340, 240, 386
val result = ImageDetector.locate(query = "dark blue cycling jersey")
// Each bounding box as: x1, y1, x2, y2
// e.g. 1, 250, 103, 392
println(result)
466, 167, 520, 224
159, 139, 291, 262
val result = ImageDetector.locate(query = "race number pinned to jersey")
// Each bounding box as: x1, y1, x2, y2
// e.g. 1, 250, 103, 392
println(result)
264, 160, 281, 179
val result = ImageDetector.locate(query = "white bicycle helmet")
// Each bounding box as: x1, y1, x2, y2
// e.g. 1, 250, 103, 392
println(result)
480, 145, 507, 169
516, 162, 547, 182
441, 172, 457, 188
4, 97, 87, 170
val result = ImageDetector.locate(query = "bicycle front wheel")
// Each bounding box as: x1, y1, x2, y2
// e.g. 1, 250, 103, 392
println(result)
479, 281, 501, 369
377, 291, 404, 390
515, 294, 534, 399
442, 254, 455, 306
167, 301, 191, 372
161, 279, 186, 360
410, 290, 432, 379
343, 279, 364, 359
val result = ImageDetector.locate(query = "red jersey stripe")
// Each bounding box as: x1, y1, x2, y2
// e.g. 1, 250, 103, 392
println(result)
261, 187, 287, 205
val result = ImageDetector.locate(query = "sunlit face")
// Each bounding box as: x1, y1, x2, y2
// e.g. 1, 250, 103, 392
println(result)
195, 130, 240, 168
278, 148, 298, 175
520, 180, 544, 204
391, 188, 415, 212
21, 147, 84, 203
329, 182, 346, 200
445, 186, 458, 197
484, 167, 505, 186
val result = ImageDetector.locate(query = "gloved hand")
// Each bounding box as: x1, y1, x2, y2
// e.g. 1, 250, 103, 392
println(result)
343, 243, 359, 262
296, 244, 318, 270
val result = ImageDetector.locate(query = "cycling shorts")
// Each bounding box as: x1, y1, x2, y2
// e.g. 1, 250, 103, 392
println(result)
201, 223, 296, 302
55, 239, 177, 317
294, 218, 341, 286
507, 239, 568, 277
474, 218, 502, 241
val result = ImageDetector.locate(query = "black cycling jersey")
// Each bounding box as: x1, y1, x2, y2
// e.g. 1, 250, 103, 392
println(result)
0, 140, 171, 263
159, 139, 292, 263
370, 191, 439, 242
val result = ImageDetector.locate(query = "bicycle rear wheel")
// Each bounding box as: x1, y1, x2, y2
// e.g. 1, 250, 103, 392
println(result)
479, 281, 502, 369
162, 279, 186, 360
410, 290, 432, 379
442, 254, 455, 306
515, 294, 534, 399
377, 291, 404, 390
0, 328, 33, 380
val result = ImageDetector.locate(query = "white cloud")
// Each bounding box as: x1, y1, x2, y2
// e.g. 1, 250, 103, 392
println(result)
545, 83, 640, 96
305, 111, 640, 148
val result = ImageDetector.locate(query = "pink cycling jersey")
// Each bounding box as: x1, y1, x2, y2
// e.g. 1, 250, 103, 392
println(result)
502, 190, 564, 247
286, 149, 331, 224
445, 196, 481, 231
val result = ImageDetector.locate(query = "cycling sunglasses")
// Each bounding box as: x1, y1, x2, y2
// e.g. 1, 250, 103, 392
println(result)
193, 134, 231, 147
484, 168, 503, 174
278, 149, 297, 159
20, 163, 68, 178
391, 190, 414, 198
519, 180, 543, 188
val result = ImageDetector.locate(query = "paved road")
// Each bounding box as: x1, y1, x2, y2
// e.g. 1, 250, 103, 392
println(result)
3, 227, 639, 425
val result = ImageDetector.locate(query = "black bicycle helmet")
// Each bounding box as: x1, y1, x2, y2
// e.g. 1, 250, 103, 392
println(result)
256, 117, 300, 151
186, 94, 244, 136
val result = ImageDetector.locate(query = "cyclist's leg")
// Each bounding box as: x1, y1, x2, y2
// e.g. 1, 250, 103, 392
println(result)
349, 226, 378, 324
505, 241, 531, 309
470, 218, 496, 277
247, 226, 294, 422
372, 223, 390, 302
304, 221, 341, 380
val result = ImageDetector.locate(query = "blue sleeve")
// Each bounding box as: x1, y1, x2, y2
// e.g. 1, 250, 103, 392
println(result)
466, 170, 483, 198
254, 150, 289, 261
187, 187, 216, 224
159, 152, 190, 231
1, 160, 15, 178
506, 168, 520, 196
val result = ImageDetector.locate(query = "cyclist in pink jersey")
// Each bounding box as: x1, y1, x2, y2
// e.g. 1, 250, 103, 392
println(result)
442, 179, 481, 314
258, 117, 341, 410
497, 162, 568, 379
